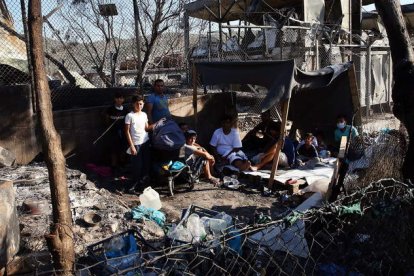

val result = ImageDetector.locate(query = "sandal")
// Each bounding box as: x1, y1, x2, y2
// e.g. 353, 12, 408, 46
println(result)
208, 177, 220, 186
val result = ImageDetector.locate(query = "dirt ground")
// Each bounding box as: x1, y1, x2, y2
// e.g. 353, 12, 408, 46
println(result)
117, 179, 292, 224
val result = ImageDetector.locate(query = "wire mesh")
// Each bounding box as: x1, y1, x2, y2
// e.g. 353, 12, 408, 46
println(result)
69, 179, 414, 276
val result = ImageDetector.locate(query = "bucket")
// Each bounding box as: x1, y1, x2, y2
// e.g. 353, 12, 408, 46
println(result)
139, 187, 162, 210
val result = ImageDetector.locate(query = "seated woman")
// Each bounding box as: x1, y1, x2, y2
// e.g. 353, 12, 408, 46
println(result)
250, 122, 295, 171
210, 116, 252, 171
184, 130, 220, 186
242, 110, 275, 154
297, 133, 320, 169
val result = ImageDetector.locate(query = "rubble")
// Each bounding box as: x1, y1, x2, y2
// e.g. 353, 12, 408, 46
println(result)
0, 146, 16, 167
0, 163, 141, 255
0, 180, 20, 268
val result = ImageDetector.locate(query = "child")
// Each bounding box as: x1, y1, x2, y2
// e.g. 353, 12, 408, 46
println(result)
125, 95, 153, 192
184, 130, 220, 186
106, 92, 128, 174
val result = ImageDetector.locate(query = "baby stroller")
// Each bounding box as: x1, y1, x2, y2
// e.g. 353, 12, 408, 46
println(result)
151, 119, 199, 196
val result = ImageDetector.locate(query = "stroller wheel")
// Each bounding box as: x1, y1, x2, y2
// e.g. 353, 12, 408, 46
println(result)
168, 177, 174, 196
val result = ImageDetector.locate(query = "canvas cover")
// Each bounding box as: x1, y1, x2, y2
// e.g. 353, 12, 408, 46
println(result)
195, 60, 356, 144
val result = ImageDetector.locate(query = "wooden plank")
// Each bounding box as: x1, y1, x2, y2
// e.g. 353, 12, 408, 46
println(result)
338, 136, 348, 158
347, 63, 362, 127
268, 99, 291, 188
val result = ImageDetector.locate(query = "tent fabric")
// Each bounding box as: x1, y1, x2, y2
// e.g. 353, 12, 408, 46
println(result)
195, 60, 354, 112
195, 60, 356, 145
195, 60, 296, 110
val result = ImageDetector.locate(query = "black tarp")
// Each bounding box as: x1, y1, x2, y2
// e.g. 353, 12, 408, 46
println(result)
196, 60, 296, 109
195, 60, 356, 144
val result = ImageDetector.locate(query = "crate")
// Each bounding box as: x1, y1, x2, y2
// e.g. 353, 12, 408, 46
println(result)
87, 229, 157, 275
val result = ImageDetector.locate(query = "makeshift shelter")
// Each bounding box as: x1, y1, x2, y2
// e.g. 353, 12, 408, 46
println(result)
193, 59, 360, 184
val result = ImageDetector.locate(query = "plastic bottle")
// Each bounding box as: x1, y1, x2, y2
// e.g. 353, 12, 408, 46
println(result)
208, 218, 227, 236
187, 214, 206, 243
139, 187, 162, 210
214, 212, 233, 227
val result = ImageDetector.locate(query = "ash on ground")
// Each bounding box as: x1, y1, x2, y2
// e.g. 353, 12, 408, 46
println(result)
0, 163, 161, 255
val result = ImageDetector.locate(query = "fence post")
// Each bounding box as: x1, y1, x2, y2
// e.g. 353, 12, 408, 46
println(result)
132, 0, 142, 87
20, 0, 36, 113
365, 43, 372, 118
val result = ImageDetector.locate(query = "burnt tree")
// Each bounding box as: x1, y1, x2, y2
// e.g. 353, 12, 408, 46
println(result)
28, 0, 75, 274
375, 0, 414, 182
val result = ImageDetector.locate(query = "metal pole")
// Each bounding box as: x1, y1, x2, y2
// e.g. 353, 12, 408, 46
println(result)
315, 38, 319, 70
183, 11, 190, 86
366, 43, 372, 118
20, 0, 36, 113
387, 50, 392, 108
218, 0, 223, 61
133, 0, 142, 87
208, 21, 212, 61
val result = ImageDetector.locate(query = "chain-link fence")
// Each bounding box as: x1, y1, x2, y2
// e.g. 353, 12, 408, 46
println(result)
69, 178, 413, 275
0, 0, 194, 111
189, 13, 394, 122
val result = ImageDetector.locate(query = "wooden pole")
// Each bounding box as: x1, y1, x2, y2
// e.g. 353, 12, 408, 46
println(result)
347, 63, 362, 127
192, 64, 198, 127
268, 99, 291, 188
28, 1, 75, 274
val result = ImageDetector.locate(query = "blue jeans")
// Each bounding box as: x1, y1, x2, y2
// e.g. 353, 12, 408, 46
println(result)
131, 141, 150, 182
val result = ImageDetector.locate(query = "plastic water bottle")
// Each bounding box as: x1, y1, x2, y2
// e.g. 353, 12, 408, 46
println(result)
187, 214, 206, 243
139, 187, 162, 210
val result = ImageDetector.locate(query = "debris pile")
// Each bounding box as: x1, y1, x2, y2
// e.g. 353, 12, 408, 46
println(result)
0, 163, 139, 255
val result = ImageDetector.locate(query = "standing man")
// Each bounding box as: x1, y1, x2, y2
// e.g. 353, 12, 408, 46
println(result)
146, 79, 171, 124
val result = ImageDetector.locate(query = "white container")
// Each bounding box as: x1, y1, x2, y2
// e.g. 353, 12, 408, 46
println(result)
139, 187, 162, 210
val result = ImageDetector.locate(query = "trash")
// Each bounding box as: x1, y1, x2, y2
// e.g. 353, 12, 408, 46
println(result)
142, 220, 165, 238
88, 230, 145, 275
131, 205, 166, 227
22, 199, 48, 215
223, 176, 240, 189
227, 227, 242, 255
201, 217, 227, 236
139, 187, 162, 210
214, 212, 233, 226
167, 224, 192, 243
187, 214, 207, 243
83, 212, 102, 226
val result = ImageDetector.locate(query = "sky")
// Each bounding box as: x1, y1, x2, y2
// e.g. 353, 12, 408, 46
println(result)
4, 0, 414, 35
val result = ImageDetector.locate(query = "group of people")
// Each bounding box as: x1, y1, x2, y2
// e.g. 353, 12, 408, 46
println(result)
106, 79, 359, 192
106, 79, 172, 192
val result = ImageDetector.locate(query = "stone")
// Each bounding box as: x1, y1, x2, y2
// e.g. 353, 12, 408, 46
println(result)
0, 147, 16, 167
0, 181, 20, 269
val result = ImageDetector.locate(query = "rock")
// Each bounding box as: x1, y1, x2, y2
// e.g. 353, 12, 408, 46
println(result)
79, 173, 87, 183
0, 181, 20, 269
0, 147, 16, 167
110, 222, 119, 233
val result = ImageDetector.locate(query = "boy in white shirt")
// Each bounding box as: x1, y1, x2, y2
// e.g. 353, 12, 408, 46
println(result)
210, 116, 252, 171
125, 95, 154, 192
